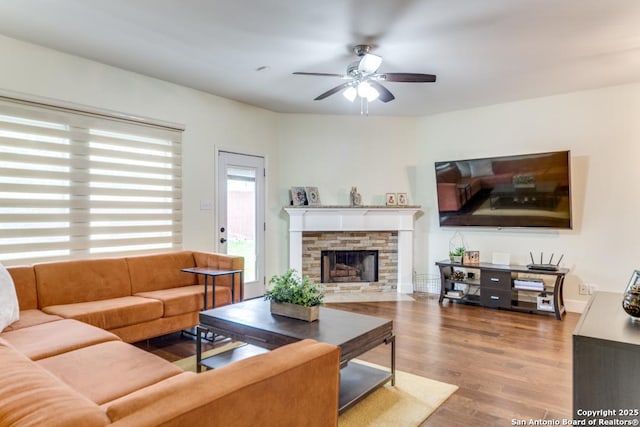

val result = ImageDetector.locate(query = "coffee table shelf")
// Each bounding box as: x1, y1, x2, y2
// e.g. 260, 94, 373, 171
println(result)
197, 298, 395, 414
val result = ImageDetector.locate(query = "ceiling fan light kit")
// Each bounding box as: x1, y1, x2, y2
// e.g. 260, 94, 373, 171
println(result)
293, 44, 436, 114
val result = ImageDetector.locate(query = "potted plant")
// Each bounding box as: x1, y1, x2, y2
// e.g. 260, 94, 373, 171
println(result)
450, 247, 465, 264
264, 269, 324, 322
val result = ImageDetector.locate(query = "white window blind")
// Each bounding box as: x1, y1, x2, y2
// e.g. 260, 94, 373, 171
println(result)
0, 96, 182, 265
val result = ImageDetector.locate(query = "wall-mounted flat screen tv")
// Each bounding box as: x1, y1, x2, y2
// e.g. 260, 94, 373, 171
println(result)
435, 150, 572, 229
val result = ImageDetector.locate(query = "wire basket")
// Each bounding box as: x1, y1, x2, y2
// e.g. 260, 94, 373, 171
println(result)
413, 273, 441, 295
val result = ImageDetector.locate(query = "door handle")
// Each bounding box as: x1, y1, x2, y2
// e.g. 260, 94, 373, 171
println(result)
220, 238, 227, 244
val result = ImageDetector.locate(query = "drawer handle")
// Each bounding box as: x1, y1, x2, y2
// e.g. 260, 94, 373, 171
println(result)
490, 296, 500, 300
490, 278, 500, 282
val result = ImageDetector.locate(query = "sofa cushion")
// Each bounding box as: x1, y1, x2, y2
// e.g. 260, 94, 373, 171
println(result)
135, 284, 232, 316
42, 296, 163, 330
1, 318, 120, 360
0, 262, 20, 332
0, 338, 110, 427
7, 265, 38, 310
0, 309, 62, 332
35, 258, 132, 307
37, 340, 184, 405
126, 251, 197, 294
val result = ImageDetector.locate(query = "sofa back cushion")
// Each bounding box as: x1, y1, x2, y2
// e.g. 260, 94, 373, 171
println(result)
0, 338, 110, 427
35, 258, 132, 307
126, 251, 197, 294
7, 265, 38, 310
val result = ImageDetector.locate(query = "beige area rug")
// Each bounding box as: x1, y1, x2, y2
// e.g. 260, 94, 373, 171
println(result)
173, 341, 244, 372
324, 292, 415, 303
339, 360, 458, 427
175, 349, 457, 427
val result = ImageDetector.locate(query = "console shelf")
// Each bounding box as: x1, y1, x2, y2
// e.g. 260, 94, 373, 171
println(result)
435, 260, 569, 320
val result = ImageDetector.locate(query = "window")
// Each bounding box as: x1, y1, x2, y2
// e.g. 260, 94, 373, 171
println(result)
0, 95, 183, 265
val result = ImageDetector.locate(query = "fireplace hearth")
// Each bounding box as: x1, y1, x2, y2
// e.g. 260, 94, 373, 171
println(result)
321, 250, 379, 283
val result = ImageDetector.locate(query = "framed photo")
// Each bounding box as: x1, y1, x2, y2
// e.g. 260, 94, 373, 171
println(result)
290, 187, 307, 206
397, 193, 408, 206
463, 250, 480, 265
305, 187, 320, 206
385, 193, 397, 206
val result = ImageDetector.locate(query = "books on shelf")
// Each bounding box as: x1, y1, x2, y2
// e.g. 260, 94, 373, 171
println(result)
514, 279, 545, 291
446, 290, 465, 299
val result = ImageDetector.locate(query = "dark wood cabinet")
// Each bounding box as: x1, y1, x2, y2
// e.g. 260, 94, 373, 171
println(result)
436, 260, 569, 320
573, 292, 640, 422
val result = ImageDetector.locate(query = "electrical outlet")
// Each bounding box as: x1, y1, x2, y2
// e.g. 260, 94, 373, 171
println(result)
579, 283, 589, 295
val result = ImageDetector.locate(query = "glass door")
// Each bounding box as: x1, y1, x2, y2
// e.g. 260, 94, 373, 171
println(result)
217, 151, 265, 298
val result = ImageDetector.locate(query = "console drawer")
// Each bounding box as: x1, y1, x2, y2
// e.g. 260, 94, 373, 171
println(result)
481, 289, 513, 308
481, 270, 513, 290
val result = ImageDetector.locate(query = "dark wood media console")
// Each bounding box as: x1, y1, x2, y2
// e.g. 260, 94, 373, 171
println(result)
436, 260, 569, 320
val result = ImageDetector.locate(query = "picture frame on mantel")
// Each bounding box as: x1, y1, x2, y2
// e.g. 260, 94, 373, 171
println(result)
305, 187, 320, 206
386, 193, 397, 206
397, 193, 408, 206
290, 187, 307, 206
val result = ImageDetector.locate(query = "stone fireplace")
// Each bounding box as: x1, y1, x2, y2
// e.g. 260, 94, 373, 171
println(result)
285, 207, 420, 294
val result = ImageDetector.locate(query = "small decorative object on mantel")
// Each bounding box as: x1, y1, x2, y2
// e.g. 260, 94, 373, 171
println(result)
290, 187, 307, 206
305, 187, 320, 206
350, 187, 362, 207
397, 193, 408, 206
463, 250, 480, 265
385, 193, 397, 206
622, 270, 640, 321
265, 269, 324, 322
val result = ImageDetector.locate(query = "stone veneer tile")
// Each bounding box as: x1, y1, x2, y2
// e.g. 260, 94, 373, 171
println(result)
301, 231, 398, 293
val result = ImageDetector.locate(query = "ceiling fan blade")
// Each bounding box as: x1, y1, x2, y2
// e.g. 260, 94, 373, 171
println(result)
293, 72, 345, 78
383, 73, 437, 83
314, 82, 352, 100
368, 81, 395, 103
358, 53, 382, 74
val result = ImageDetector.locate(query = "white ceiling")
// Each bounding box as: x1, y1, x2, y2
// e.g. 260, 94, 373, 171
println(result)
1, 0, 639, 116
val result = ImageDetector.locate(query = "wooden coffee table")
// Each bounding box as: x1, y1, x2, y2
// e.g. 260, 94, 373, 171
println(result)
197, 298, 395, 414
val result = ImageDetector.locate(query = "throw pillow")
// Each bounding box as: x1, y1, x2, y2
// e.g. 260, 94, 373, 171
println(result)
469, 159, 494, 177
455, 161, 471, 177
0, 262, 20, 332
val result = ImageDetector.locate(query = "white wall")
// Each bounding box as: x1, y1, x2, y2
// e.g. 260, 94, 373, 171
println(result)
415, 83, 640, 307
4, 33, 640, 306
0, 35, 282, 276
274, 114, 418, 271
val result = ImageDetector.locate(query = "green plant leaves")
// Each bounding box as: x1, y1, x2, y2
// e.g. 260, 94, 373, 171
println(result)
264, 269, 324, 307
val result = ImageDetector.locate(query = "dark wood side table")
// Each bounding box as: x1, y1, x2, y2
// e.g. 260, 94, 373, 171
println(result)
181, 267, 243, 309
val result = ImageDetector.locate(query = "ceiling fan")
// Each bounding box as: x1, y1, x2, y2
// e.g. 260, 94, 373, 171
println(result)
293, 44, 436, 105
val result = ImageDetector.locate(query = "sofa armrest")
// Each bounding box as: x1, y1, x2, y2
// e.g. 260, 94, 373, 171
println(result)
192, 251, 244, 301
437, 182, 463, 212
108, 339, 340, 427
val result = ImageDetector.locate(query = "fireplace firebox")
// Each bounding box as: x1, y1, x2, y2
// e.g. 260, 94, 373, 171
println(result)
321, 250, 379, 283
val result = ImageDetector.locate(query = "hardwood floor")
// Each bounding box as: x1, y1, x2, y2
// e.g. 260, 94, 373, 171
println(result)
136, 295, 580, 426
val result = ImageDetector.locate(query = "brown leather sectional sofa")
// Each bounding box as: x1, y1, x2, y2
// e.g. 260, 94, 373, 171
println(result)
0, 251, 340, 426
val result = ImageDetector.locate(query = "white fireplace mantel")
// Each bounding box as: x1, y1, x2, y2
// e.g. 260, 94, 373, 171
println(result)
284, 206, 421, 294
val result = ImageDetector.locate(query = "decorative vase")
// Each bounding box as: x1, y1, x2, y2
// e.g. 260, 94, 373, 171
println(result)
452, 255, 463, 264
622, 278, 640, 321
270, 301, 319, 322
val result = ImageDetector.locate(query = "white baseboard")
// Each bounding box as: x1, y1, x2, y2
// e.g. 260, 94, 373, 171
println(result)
564, 298, 589, 314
